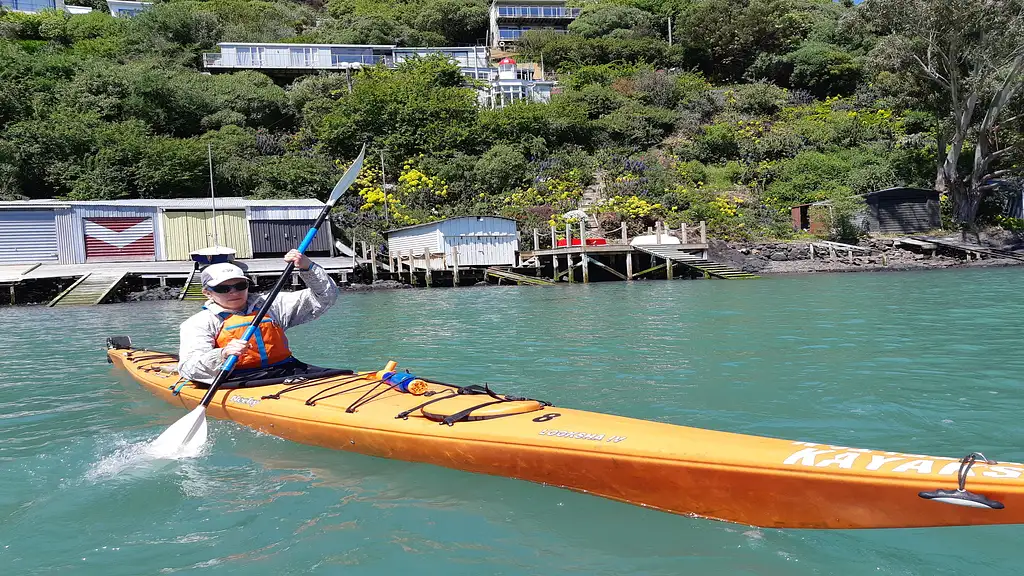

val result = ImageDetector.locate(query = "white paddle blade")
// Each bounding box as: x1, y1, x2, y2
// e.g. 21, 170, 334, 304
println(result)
148, 405, 209, 459
326, 144, 367, 207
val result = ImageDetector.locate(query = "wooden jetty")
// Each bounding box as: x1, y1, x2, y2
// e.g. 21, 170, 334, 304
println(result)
4, 256, 365, 306
517, 220, 757, 283
908, 236, 1024, 262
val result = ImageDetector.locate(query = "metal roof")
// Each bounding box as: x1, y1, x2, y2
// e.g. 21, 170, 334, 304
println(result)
0, 198, 325, 209
384, 215, 517, 235
0, 201, 71, 210
217, 42, 396, 49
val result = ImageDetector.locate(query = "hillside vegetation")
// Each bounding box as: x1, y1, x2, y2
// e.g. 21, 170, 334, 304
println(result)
1, 0, 1021, 242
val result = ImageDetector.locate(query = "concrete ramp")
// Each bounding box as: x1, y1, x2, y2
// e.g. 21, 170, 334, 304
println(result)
49, 271, 128, 307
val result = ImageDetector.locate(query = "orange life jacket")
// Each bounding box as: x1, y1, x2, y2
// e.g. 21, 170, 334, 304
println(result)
213, 309, 292, 370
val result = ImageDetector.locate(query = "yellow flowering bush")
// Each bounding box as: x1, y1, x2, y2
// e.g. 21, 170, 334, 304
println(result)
595, 195, 663, 219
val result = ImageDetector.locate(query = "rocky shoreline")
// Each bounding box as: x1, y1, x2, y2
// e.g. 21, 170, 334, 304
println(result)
11, 232, 1021, 307
709, 233, 1024, 276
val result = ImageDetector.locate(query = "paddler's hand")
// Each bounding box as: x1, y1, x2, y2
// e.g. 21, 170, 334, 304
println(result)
284, 249, 312, 271
220, 338, 250, 361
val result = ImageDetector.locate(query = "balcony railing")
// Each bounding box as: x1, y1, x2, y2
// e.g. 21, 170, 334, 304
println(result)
203, 52, 389, 69
497, 27, 568, 41
496, 6, 581, 19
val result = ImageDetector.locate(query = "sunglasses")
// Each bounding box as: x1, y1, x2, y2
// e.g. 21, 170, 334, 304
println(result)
208, 280, 250, 294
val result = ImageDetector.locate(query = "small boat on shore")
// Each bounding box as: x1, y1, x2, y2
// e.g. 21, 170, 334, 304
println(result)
189, 245, 236, 266
108, 341, 1024, 530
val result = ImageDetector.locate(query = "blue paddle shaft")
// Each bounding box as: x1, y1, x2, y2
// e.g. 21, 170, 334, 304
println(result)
298, 228, 319, 254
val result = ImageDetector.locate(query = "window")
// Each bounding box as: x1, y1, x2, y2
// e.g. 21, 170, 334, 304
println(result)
498, 27, 521, 40
235, 47, 265, 67
1, 0, 57, 11
290, 47, 314, 67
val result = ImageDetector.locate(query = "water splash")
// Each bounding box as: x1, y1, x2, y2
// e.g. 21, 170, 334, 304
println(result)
84, 430, 210, 483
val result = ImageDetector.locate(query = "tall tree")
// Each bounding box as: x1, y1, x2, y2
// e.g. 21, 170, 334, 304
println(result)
864, 0, 1024, 229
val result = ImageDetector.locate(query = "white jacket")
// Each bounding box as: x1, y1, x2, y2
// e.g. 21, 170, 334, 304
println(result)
177, 264, 339, 383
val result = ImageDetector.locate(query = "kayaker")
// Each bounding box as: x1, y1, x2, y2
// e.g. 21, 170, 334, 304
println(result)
177, 250, 339, 384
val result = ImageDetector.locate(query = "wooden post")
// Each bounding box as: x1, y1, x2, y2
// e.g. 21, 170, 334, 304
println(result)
550, 225, 557, 250
452, 246, 460, 286
369, 244, 378, 281
361, 241, 368, 263
620, 221, 627, 244
655, 221, 662, 245
699, 220, 706, 243
579, 219, 589, 283
424, 251, 432, 287
552, 252, 559, 282
8, 284, 14, 305
681, 223, 687, 244
626, 252, 633, 280
666, 256, 673, 280
809, 244, 814, 261
159, 276, 167, 287
566, 254, 574, 283
533, 228, 540, 251
406, 249, 413, 284
350, 229, 357, 267
565, 222, 571, 249
848, 249, 854, 264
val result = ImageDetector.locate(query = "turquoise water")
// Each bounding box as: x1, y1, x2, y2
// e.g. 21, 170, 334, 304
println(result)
2, 268, 1024, 575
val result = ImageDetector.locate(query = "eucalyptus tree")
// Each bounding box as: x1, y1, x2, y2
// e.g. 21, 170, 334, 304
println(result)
864, 0, 1024, 229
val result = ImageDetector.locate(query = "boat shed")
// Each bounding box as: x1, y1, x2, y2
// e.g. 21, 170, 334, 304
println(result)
385, 216, 519, 269
860, 187, 941, 234
0, 198, 331, 264
791, 188, 941, 235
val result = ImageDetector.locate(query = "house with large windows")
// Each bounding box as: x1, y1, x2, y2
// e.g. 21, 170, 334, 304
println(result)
107, 0, 151, 17
489, 0, 580, 49
203, 43, 491, 80
202, 42, 553, 108
1, 0, 90, 13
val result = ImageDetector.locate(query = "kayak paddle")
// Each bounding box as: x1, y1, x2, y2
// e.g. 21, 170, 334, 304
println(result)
149, 144, 367, 458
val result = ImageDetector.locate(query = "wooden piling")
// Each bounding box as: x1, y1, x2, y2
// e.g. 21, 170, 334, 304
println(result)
700, 220, 706, 243
550, 225, 557, 250
350, 229, 357, 267
533, 228, 540, 251
552, 251, 560, 282
620, 221, 627, 244
424, 251, 432, 287
580, 220, 589, 283
655, 221, 662, 244
666, 257, 673, 280
452, 246, 460, 286
681, 223, 687, 243
369, 244, 378, 281
626, 252, 633, 280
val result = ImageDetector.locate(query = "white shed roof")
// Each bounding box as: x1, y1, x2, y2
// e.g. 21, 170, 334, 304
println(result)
385, 215, 517, 236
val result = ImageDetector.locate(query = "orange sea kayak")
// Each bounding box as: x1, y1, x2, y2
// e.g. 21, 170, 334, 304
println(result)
108, 344, 1024, 530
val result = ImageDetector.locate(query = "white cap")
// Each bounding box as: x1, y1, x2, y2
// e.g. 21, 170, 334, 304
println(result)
201, 263, 247, 287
